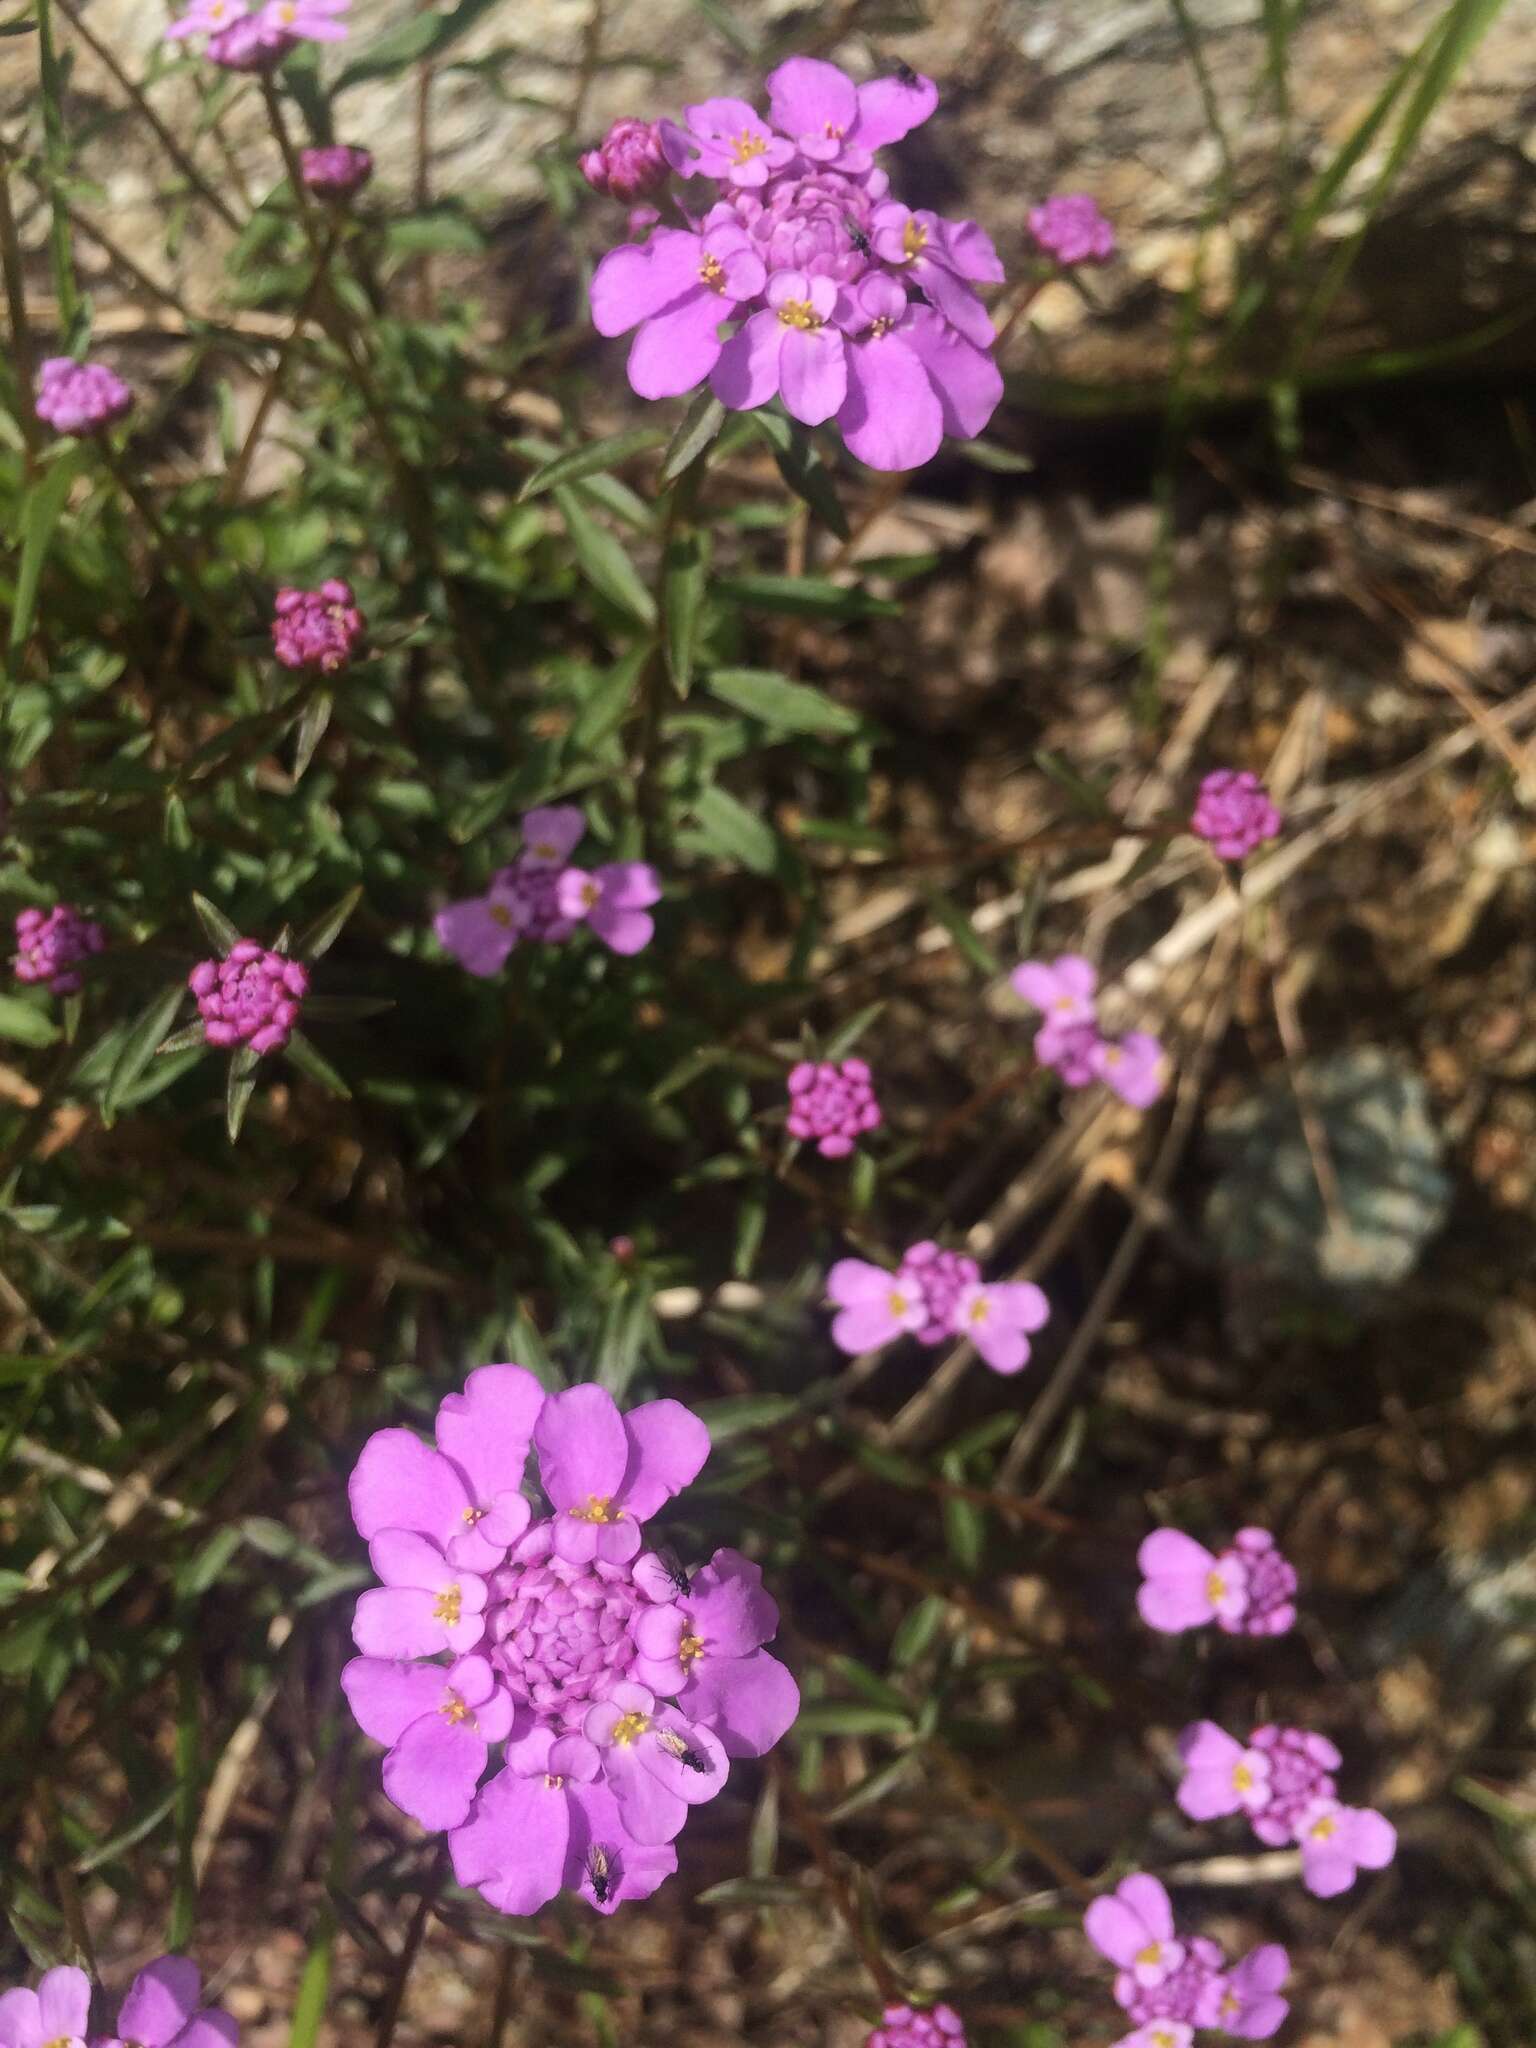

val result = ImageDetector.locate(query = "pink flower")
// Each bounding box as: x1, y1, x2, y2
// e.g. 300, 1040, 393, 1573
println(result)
1011, 953, 1098, 1027
100, 1959, 237, 2048
301, 144, 373, 197
0, 1968, 91, 2048
1136, 1528, 1250, 1632
660, 96, 795, 188
786, 1056, 881, 1158
1089, 1031, 1168, 1109
433, 880, 526, 977
826, 1256, 929, 1352
341, 1652, 514, 1829
865, 2005, 966, 2048
1174, 1721, 1275, 1820
763, 55, 937, 174
1083, 1872, 1186, 1990
271, 579, 365, 673
1190, 769, 1282, 861
1246, 1724, 1342, 1843
535, 1382, 709, 1564
555, 861, 662, 955
344, 1369, 797, 1916
898, 1241, 980, 1343
1223, 1527, 1298, 1636
34, 356, 133, 437
259, 0, 347, 40
436, 809, 617, 972
1028, 193, 1116, 266
714, 269, 849, 427
868, 201, 1003, 349
351, 1531, 490, 1659
1110, 2026, 1194, 2048
1214, 1945, 1292, 2040
951, 1277, 1051, 1374
836, 275, 1002, 471
580, 118, 669, 203
631, 1548, 799, 1758
1295, 1798, 1397, 1898
591, 214, 767, 401
13, 904, 105, 996
188, 939, 308, 1056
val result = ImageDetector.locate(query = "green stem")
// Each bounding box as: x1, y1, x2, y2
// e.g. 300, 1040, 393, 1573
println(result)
635, 454, 704, 853
0, 138, 41, 461
34, 0, 79, 331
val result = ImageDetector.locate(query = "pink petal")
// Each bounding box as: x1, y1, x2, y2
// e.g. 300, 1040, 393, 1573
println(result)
451, 1768, 569, 1914
905, 307, 1004, 435
688, 1548, 778, 1655
826, 1257, 896, 1306
779, 324, 846, 427
831, 1297, 907, 1353
166, 2014, 237, 2048
564, 1778, 677, 1913
838, 334, 944, 472
520, 805, 585, 863
341, 1657, 446, 1745
711, 309, 784, 412
590, 230, 704, 337
435, 1363, 544, 1511
765, 56, 858, 141
588, 902, 655, 955
0, 1991, 42, 2048
433, 897, 518, 977
350, 1586, 449, 1660
36, 1974, 91, 2048
535, 1383, 628, 1508
853, 70, 938, 147
620, 1397, 711, 1520
1083, 1895, 1153, 1967
970, 1318, 1031, 1375
1116, 1872, 1175, 1940
602, 1741, 687, 1845
1300, 1841, 1357, 1898
680, 1646, 798, 1758
1339, 1806, 1396, 1869
592, 861, 661, 909
383, 1708, 488, 1829
117, 1960, 199, 2048
628, 288, 727, 400
368, 1527, 459, 1592
348, 1429, 468, 1545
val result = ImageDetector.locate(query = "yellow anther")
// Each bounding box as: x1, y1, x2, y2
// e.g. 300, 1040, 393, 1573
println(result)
433, 1584, 463, 1626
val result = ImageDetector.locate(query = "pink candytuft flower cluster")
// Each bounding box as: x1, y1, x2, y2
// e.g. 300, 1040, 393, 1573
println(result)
436, 806, 662, 971
1085, 1873, 1291, 2044
1190, 771, 1282, 862
301, 144, 374, 197
0, 1957, 237, 2048
1010, 956, 1168, 1108
164, 0, 347, 69
866, 2004, 966, 2048
581, 118, 670, 205
189, 939, 309, 1055
13, 904, 106, 996
589, 58, 1005, 471
1138, 1527, 1297, 1639
786, 1056, 881, 1158
1028, 193, 1116, 267
342, 1369, 798, 1914
271, 580, 366, 673
827, 1240, 1050, 1375
34, 356, 134, 438
1177, 1721, 1397, 1898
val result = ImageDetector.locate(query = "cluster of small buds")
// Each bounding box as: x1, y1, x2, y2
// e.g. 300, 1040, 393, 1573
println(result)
1177, 1721, 1397, 1897
342, 1370, 797, 1915
866, 2004, 967, 2048
271, 580, 367, 674
436, 807, 662, 973
589, 58, 1006, 470
786, 1056, 881, 1158
1085, 1873, 1291, 2044
164, 0, 348, 70
189, 940, 309, 1055
13, 904, 106, 996
827, 1240, 1050, 1376
1137, 1527, 1298, 1638
1189, 770, 1282, 862
1011, 956, 1169, 1109
34, 356, 134, 438
580, 118, 670, 204
1027, 192, 1117, 267
0, 1957, 238, 2048
301, 143, 374, 197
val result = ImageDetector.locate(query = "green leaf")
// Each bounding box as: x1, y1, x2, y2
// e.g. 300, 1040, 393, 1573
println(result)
284, 1030, 351, 1099
696, 1876, 804, 1907
714, 574, 899, 620
192, 893, 241, 955
1032, 747, 1115, 818
750, 411, 850, 539
890, 1594, 949, 1669
956, 437, 1035, 473
705, 667, 860, 737
794, 1701, 912, 1737
940, 1449, 986, 1573
823, 1002, 885, 1060
292, 885, 363, 963
103, 984, 187, 1121
554, 486, 656, 628
568, 641, 652, 753
381, 210, 486, 257
921, 887, 998, 976
292, 692, 332, 780
517, 427, 666, 503
0, 993, 61, 1047
225, 1048, 259, 1143
156, 1023, 207, 1056
690, 784, 778, 875
694, 1393, 798, 1440
9, 452, 80, 655
659, 390, 727, 486
662, 528, 710, 695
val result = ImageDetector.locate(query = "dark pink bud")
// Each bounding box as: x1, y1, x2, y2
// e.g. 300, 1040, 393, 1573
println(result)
581, 118, 669, 204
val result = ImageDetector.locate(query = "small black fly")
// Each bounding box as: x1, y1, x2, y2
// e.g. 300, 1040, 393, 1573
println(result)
656, 1727, 715, 1775
655, 1545, 691, 1598
585, 1842, 616, 1905
843, 213, 873, 257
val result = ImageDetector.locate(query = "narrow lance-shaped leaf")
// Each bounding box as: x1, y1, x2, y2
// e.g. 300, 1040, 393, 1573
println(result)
285, 1029, 352, 1099
658, 389, 727, 487
9, 454, 80, 656
663, 528, 710, 695
706, 667, 861, 737
192, 893, 242, 956
554, 485, 657, 629
517, 427, 667, 503
104, 984, 188, 1121
292, 885, 363, 963
225, 1048, 259, 1143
